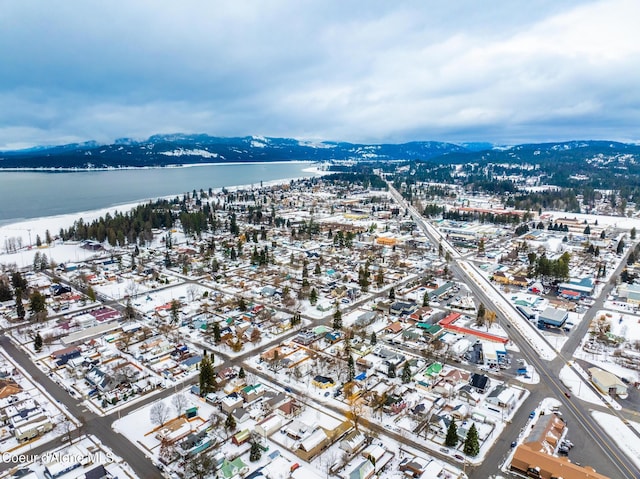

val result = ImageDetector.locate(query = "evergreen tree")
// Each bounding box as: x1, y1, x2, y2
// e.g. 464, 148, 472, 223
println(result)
389, 287, 395, 300
29, 291, 47, 321
401, 362, 412, 383
11, 272, 27, 290
309, 288, 318, 305
314, 263, 321, 275
463, 423, 480, 457
333, 306, 343, 330
15, 288, 25, 320
422, 291, 430, 307
199, 353, 216, 395
631, 227, 637, 240
477, 238, 485, 255
370, 331, 377, 345
213, 322, 221, 343
229, 213, 239, 236
170, 299, 180, 324
0, 280, 12, 302
225, 412, 236, 436
347, 355, 355, 382
387, 364, 396, 379
33, 251, 42, 271
445, 419, 458, 447
238, 367, 246, 379
34, 332, 43, 352
291, 310, 302, 327
617, 239, 625, 254
238, 297, 247, 311
249, 441, 262, 462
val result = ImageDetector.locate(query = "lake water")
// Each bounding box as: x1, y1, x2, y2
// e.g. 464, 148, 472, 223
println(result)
0, 162, 319, 226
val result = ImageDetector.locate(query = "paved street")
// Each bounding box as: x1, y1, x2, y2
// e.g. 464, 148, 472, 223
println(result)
1, 187, 638, 479
388, 182, 640, 479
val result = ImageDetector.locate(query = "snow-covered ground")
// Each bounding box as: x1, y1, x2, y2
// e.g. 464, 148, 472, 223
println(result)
592, 412, 640, 470
558, 365, 607, 407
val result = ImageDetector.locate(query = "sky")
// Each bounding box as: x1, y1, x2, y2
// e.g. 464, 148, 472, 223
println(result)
1, 0, 639, 150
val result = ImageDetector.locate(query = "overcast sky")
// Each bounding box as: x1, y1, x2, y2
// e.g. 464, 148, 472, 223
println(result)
1, 0, 639, 149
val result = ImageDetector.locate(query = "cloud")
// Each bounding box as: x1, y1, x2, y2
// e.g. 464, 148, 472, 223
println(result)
0, 0, 639, 149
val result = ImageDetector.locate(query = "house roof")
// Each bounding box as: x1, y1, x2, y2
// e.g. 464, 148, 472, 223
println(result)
589, 367, 627, 392
349, 460, 374, 479
511, 443, 609, 479
385, 321, 403, 333
424, 362, 443, 377
299, 428, 328, 452
470, 373, 489, 390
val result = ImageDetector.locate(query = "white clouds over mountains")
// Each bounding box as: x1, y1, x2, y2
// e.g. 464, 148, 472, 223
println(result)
1, 0, 638, 149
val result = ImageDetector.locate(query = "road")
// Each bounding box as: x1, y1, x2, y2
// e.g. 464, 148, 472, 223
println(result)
386, 182, 640, 479
3, 191, 637, 478
0, 335, 161, 478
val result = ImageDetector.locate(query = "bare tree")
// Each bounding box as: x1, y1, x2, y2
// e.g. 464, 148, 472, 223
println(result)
150, 401, 170, 427
59, 416, 74, 445
187, 453, 214, 479
187, 284, 201, 303
158, 437, 177, 465
125, 280, 139, 299
172, 393, 188, 417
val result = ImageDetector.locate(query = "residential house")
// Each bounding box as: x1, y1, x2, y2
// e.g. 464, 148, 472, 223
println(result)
231, 407, 251, 425
276, 399, 302, 419
485, 384, 517, 412
385, 321, 403, 335
348, 460, 375, 479
241, 383, 265, 403
383, 394, 406, 415
231, 429, 251, 446
220, 393, 243, 413
340, 430, 366, 454
312, 375, 335, 389
362, 444, 385, 465
458, 385, 481, 405
218, 457, 249, 479
469, 373, 490, 393
296, 427, 330, 461
255, 415, 282, 437
399, 456, 429, 477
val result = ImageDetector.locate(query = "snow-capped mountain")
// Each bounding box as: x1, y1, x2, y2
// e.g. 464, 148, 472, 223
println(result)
0, 135, 639, 169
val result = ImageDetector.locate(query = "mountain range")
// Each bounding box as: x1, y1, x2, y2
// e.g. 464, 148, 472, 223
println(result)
1, 134, 639, 169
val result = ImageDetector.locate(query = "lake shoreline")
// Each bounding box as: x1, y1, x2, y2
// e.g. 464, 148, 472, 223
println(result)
0, 167, 326, 260
0, 159, 325, 173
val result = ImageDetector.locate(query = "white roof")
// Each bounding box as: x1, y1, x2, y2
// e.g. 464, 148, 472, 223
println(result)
299, 428, 327, 452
